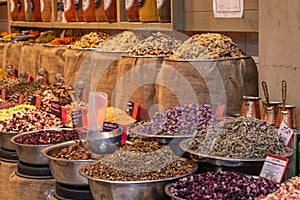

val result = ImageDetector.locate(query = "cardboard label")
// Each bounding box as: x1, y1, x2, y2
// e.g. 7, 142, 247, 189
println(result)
259, 154, 289, 183
278, 121, 294, 146
1, 89, 5, 100
126, 101, 139, 119
215, 104, 225, 120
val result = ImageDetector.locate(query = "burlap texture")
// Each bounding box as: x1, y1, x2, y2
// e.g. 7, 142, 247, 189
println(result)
8, 173, 55, 200
113, 56, 164, 121
40, 46, 68, 83
156, 57, 258, 116
0, 42, 9, 69
18, 44, 44, 78
63, 48, 90, 87
2, 42, 24, 71
0, 161, 17, 200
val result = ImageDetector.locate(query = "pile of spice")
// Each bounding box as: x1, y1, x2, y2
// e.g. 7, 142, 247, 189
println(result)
168, 171, 279, 200
0, 68, 7, 79
189, 117, 289, 158
0, 78, 20, 90
48, 37, 81, 46
0, 101, 18, 110
127, 32, 182, 56
51, 140, 96, 160
83, 139, 196, 181
135, 104, 214, 136
28, 31, 58, 43
72, 32, 111, 48
14, 129, 79, 145
0, 107, 63, 132
6, 82, 44, 102
257, 175, 300, 199
0, 104, 35, 120
105, 107, 136, 125
97, 31, 144, 52
170, 33, 246, 60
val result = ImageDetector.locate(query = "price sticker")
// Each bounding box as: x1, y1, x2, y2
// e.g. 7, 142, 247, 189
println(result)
278, 121, 294, 146
259, 154, 289, 183
215, 104, 225, 120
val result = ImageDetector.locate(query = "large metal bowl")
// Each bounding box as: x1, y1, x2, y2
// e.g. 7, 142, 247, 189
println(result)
179, 138, 294, 175
79, 163, 198, 200
0, 131, 20, 151
41, 140, 96, 186
11, 131, 52, 165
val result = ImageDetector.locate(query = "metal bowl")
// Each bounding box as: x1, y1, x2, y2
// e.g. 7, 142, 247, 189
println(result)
86, 128, 122, 155
79, 163, 198, 200
11, 131, 52, 165
164, 183, 184, 200
0, 131, 20, 151
130, 125, 194, 157
41, 140, 95, 186
179, 138, 294, 175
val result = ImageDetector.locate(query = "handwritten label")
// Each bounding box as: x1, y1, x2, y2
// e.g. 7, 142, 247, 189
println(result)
126, 101, 139, 119
215, 104, 225, 120
278, 121, 294, 146
259, 154, 289, 183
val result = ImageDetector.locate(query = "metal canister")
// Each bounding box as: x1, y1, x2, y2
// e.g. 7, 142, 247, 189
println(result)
240, 96, 261, 119
275, 105, 297, 128
261, 101, 282, 125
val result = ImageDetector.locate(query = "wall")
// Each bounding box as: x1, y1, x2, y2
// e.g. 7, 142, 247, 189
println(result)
259, 0, 300, 126
0, 4, 8, 32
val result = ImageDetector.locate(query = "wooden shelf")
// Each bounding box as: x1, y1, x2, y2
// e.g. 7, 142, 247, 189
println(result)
9, 21, 174, 30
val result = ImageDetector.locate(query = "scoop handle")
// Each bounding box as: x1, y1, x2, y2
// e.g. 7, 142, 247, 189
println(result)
282, 80, 287, 111
262, 81, 270, 106
229, 77, 243, 99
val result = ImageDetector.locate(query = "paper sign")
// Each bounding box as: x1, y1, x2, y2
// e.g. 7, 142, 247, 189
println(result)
215, 104, 225, 120
259, 154, 289, 183
213, 0, 244, 18
278, 121, 294, 146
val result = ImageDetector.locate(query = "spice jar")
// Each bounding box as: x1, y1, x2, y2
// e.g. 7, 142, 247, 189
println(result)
57, 0, 64, 22
24, 0, 33, 21
82, 0, 96, 22
32, 0, 42, 21
95, 0, 105, 22
64, 0, 76, 21
125, 0, 139, 22
41, 0, 51, 22
18, 0, 26, 21
75, 0, 84, 21
157, 0, 170, 22
275, 105, 297, 129
104, 0, 117, 22
261, 101, 281, 126
138, 0, 158, 22
10, 0, 19, 21
240, 96, 261, 119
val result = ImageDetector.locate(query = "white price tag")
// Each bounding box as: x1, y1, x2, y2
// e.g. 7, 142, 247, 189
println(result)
259, 154, 289, 183
278, 121, 294, 146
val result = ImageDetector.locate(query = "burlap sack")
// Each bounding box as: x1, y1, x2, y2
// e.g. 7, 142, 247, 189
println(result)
18, 44, 44, 78
2, 42, 24, 71
113, 56, 164, 121
0, 42, 9, 69
156, 57, 258, 116
40, 46, 68, 84
63, 48, 90, 87
0, 161, 17, 200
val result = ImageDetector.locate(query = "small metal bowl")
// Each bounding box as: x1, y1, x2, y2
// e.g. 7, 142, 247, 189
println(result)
0, 131, 20, 151
41, 140, 96, 186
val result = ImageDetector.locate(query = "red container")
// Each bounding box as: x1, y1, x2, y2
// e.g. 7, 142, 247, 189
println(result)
82, 0, 96, 22
104, 0, 117, 22
10, 0, 19, 21
64, 0, 77, 22
32, 0, 42, 21
125, 0, 139, 22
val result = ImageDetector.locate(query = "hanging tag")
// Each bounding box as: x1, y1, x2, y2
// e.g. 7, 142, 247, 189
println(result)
259, 154, 289, 183
278, 121, 294, 146
215, 104, 225, 120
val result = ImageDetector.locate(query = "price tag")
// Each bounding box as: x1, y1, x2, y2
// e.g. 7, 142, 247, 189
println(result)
72, 109, 86, 132
36, 97, 41, 109
103, 121, 119, 132
26, 74, 34, 82
278, 121, 294, 146
12, 93, 23, 104
1, 89, 6, 100
259, 154, 289, 183
215, 104, 225, 120
126, 101, 139, 120
51, 102, 62, 118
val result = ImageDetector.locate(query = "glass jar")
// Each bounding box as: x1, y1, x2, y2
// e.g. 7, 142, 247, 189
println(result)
104, 0, 116, 22
95, 0, 105, 22
64, 0, 76, 21
32, 0, 42, 21
75, 0, 84, 21
82, 0, 96, 22
10, 0, 19, 21
18, 0, 26, 21
138, 0, 158, 22
125, 0, 139, 22
41, 0, 52, 22
157, 0, 170, 22
24, 0, 33, 21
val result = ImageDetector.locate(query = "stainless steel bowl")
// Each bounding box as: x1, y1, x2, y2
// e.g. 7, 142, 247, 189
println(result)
0, 131, 20, 151
41, 140, 95, 186
11, 131, 52, 165
80, 163, 198, 200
